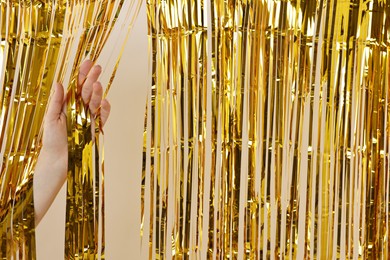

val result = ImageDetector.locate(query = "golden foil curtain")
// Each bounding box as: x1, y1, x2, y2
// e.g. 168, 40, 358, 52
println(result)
1, 2, 64, 258
1, 0, 140, 259
142, 0, 390, 259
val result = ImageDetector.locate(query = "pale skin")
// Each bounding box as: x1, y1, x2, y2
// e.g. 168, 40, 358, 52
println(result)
33, 60, 111, 225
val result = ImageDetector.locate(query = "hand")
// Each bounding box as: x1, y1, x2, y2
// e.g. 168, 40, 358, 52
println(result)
34, 60, 111, 225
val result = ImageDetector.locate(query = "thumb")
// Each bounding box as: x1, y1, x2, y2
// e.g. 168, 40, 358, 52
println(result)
46, 83, 65, 122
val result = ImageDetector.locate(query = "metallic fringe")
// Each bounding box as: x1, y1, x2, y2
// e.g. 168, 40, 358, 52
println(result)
0, 1, 140, 258
141, 0, 390, 259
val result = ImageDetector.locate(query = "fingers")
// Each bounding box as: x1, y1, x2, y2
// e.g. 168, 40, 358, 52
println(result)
100, 99, 111, 126
74, 60, 111, 129
46, 83, 65, 122
81, 64, 102, 104
89, 82, 103, 115
89, 82, 110, 126
78, 59, 94, 88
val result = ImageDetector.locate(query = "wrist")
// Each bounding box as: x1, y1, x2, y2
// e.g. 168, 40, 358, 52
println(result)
36, 147, 68, 178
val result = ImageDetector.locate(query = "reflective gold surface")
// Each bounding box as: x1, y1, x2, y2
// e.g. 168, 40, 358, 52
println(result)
1, 0, 140, 258
142, 0, 390, 258
1, 1, 63, 258
62, 2, 142, 256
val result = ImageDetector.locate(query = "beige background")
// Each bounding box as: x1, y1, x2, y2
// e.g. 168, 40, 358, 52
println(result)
36, 4, 148, 259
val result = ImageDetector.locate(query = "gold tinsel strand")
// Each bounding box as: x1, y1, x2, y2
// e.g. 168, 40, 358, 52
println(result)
141, 0, 390, 259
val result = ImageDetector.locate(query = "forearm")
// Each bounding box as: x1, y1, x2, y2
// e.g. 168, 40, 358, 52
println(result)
33, 148, 67, 225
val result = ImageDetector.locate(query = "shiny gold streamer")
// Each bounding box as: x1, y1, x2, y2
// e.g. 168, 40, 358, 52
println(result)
142, 0, 390, 259
1, 2, 63, 258
1, 0, 140, 258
